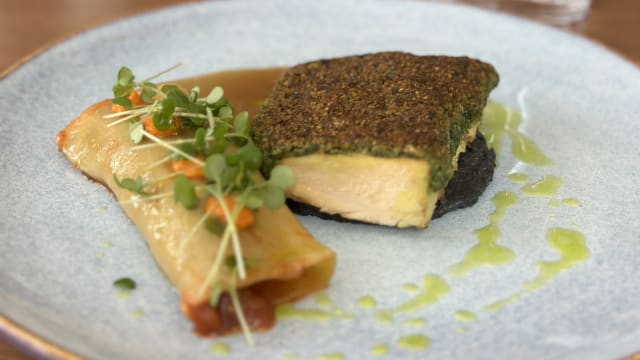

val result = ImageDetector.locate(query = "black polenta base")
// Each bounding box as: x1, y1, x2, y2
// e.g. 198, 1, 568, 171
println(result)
285, 132, 496, 225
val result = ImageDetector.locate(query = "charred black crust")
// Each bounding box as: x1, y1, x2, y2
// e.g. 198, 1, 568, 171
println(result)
286, 133, 495, 226
432, 132, 495, 219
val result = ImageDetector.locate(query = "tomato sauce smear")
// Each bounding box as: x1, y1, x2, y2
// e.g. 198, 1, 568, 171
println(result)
181, 288, 276, 336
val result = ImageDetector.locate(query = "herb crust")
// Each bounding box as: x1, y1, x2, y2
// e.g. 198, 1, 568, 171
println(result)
253, 52, 499, 191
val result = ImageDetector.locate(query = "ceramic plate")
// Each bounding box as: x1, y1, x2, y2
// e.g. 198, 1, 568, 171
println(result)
1, 1, 639, 359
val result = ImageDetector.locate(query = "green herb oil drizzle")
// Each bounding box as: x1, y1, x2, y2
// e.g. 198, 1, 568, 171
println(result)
449, 192, 517, 276
481, 102, 552, 166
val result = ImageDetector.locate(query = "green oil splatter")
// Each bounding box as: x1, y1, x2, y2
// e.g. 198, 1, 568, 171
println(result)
129, 309, 144, 318
481, 102, 552, 166
318, 352, 344, 360
401, 318, 426, 327
449, 192, 517, 277
314, 293, 332, 308
395, 275, 449, 314
370, 343, 389, 356
521, 176, 563, 197
210, 342, 230, 356
523, 228, 590, 290
455, 310, 476, 322
357, 295, 377, 309
397, 334, 431, 351
562, 198, 581, 207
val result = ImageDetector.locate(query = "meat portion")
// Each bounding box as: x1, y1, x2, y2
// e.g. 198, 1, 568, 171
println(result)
287, 133, 496, 224
281, 152, 437, 228
253, 52, 499, 227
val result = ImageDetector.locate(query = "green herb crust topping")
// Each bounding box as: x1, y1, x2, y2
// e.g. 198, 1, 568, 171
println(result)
252, 52, 499, 191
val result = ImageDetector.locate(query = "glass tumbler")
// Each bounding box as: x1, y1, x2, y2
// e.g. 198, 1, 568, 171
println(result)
449, 0, 592, 26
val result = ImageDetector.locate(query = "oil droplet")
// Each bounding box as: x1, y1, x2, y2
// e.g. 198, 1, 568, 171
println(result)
318, 352, 344, 360
115, 290, 130, 299
276, 304, 333, 321
482, 230, 590, 313
510, 133, 553, 166
374, 310, 394, 323
508, 172, 529, 183
449, 192, 517, 277
489, 191, 518, 223
523, 228, 589, 291
282, 352, 299, 360
102, 241, 112, 248
397, 334, 431, 351
402, 283, 419, 294
521, 176, 563, 197
402, 318, 426, 327
449, 226, 515, 276
455, 310, 476, 322
129, 309, 144, 318
96, 252, 105, 258
210, 342, 230, 356
395, 275, 449, 314
484, 293, 522, 312
314, 293, 332, 308
370, 343, 389, 356
357, 295, 377, 309
97, 205, 107, 212
481, 102, 552, 166
548, 199, 560, 208
562, 198, 581, 207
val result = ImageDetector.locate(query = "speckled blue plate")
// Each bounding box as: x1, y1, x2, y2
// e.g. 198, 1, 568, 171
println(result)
1, 1, 639, 359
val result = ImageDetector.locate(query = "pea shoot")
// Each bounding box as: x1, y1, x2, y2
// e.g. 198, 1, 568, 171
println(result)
105, 64, 296, 346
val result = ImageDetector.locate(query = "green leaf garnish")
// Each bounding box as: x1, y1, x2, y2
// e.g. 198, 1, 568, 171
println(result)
234, 111, 249, 135
112, 66, 135, 97
173, 175, 199, 209
243, 194, 263, 209
169, 143, 198, 160
117, 66, 134, 86
238, 142, 262, 170
189, 86, 200, 102
129, 121, 144, 144
112, 96, 132, 109
209, 282, 223, 307
204, 154, 226, 181
112, 83, 133, 98
140, 82, 157, 103
218, 106, 233, 120
206, 86, 224, 105
162, 84, 191, 109
220, 166, 241, 188
268, 165, 296, 190
113, 174, 150, 196
205, 217, 226, 236
262, 185, 286, 209
114, 277, 137, 291
224, 255, 261, 269
194, 127, 207, 155
225, 152, 241, 166
152, 97, 176, 131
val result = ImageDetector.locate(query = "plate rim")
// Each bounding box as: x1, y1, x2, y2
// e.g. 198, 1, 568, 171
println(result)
0, 314, 80, 360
